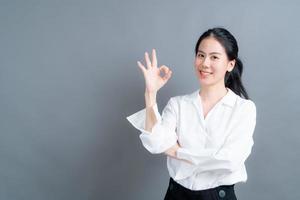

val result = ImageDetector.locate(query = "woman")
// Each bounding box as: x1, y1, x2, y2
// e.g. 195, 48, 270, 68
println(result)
126, 27, 257, 200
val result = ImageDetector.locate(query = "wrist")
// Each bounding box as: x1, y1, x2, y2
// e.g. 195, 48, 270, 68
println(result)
145, 91, 157, 108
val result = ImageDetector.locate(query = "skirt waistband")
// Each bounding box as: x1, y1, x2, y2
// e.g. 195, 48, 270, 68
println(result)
169, 177, 235, 194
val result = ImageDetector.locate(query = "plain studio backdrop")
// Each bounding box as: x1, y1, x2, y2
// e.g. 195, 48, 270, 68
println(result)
0, 0, 299, 199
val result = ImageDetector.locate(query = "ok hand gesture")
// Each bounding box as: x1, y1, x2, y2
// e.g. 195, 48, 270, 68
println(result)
137, 49, 172, 94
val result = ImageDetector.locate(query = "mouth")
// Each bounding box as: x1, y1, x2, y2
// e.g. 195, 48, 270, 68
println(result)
199, 70, 213, 75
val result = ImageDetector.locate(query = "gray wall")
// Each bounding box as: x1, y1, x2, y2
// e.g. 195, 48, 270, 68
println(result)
1, 0, 299, 199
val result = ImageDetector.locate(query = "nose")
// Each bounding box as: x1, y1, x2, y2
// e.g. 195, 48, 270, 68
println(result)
202, 56, 210, 68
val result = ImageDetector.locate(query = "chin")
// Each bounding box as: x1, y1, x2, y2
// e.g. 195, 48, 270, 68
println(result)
199, 82, 214, 87
197, 78, 213, 86
198, 75, 217, 85
196, 74, 211, 83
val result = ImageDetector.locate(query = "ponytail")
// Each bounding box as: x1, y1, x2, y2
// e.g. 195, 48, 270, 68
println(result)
225, 57, 249, 99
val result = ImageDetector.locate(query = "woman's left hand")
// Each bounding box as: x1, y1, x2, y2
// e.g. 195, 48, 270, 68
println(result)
164, 143, 193, 164
164, 143, 180, 158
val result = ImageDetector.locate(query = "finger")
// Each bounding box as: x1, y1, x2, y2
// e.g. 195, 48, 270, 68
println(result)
137, 61, 146, 74
163, 70, 172, 81
152, 49, 157, 68
159, 65, 169, 74
144, 52, 152, 68
160, 65, 171, 79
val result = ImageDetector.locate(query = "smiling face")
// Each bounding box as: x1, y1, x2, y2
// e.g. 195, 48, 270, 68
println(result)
194, 36, 235, 87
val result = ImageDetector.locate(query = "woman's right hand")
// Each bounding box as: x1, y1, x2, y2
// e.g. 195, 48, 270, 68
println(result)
137, 49, 172, 94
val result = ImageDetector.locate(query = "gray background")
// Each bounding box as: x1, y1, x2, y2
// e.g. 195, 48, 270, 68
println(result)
1, 0, 299, 199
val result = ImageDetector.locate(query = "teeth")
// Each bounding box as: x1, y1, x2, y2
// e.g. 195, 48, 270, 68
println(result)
200, 70, 212, 74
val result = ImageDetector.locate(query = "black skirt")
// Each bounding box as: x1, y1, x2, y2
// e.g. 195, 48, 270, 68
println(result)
164, 177, 237, 200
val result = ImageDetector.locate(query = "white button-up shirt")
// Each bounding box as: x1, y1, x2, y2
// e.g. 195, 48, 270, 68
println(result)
126, 87, 257, 190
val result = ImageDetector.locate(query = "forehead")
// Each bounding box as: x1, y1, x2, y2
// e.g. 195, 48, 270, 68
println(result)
198, 37, 226, 54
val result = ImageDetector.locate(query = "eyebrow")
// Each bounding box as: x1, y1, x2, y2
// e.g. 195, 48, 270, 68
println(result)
197, 50, 222, 55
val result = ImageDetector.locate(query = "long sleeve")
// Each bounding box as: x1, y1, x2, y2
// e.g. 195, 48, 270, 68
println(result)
126, 97, 178, 154
176, 100, 257, 173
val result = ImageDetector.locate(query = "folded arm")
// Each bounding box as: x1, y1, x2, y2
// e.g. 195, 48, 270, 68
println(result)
174, 101, 257, 173
127, 96, 192, 165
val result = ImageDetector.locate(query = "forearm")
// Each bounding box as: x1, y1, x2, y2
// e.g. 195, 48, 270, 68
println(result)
144, 91, 158, 132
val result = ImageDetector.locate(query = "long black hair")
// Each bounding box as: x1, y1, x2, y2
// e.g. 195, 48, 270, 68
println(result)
195, 27, 250, 99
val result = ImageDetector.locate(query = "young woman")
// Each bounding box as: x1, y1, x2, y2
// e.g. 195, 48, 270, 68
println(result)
127, 27, 257, 200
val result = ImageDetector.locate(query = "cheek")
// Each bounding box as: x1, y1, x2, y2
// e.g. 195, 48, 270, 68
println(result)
194, 59, 203, 68
194, 58, 198, 64
194, 60, 199, 69
213, 66, 228, 77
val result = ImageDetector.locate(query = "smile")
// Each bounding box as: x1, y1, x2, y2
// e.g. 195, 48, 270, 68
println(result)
199, 70, 213, 74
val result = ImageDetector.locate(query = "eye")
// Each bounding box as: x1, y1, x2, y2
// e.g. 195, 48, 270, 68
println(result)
212, 56, 219, 60
197, 53, 205, 58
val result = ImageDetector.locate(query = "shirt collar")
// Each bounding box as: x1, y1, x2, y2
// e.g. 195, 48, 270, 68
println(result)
190, 87, 237, 108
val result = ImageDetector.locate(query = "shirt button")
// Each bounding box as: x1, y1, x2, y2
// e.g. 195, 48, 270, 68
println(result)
218, 189, 226, 198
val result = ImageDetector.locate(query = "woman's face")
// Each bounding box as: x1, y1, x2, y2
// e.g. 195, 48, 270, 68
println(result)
194, 37, 235, 87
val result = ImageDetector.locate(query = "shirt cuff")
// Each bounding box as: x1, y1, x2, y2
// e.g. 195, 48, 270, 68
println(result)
126, 103, 161, 134
176, 148, 193, 163
176, 147, 215, 165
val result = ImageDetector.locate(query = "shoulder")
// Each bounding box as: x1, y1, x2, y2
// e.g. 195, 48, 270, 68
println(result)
234, 95, 257, 116
164, 90, 198, 111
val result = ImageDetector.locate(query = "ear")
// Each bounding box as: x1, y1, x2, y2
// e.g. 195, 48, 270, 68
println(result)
227, 59, 236, 72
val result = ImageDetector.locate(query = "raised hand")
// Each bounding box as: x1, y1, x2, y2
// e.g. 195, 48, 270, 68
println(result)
137, 49, 172, 94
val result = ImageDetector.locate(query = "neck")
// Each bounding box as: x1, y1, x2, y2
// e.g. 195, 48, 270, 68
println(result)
199, 83, 228, 103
